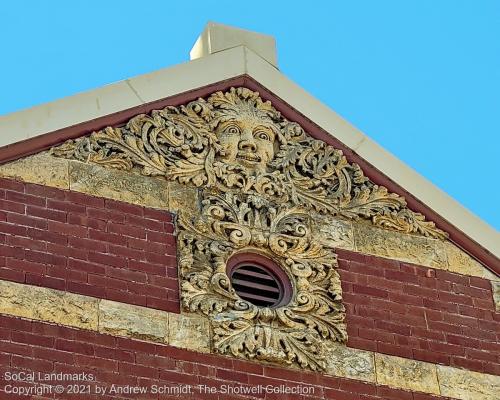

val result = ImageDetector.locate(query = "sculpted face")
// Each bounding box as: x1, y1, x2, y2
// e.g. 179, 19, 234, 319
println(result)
216, 114, 277, 173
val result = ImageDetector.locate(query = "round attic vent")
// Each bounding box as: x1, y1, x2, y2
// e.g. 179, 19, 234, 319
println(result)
228, 253, 292, 308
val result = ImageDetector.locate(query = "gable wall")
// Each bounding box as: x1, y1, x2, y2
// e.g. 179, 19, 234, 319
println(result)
0, 154, 499, 398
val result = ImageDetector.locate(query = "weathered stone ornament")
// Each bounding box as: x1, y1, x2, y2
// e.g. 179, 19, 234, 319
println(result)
52, 87, 448, 370
52, 87, 446, 239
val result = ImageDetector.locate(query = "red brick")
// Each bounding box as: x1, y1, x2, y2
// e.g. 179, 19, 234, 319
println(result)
451, 356, 485, 372
374, 321, 411, 336
427, 320, 462, 335
463, 326, 497, 341
413, 349, 450, 365
376, 385, 412, 400
11, 331, 54, 347
47, 242, 87, 260
0, 199, 25, 214
7, 213, 48, 229
125, 214, 164, 231
5, 258, 45, 274
33, 347, 75, 364
65, 191, 104, 208
0, 178, 25, 192
119, 362, 159, 379
483, 363, 500, 375
7, 235, 46, 251
443, 313, 478, 328
88, 274, 128, 291
47, 199, 86, 214
28, 227, 67, 245
143, 208, 172, 221
11, 355, 53, 372
146, 297, 179, 312
135, 353, 176, 369
403, 284, 438, 299
106, 289, 147, 307
68, 258, 105, 275
47, 220, 87, 237
25, 184, 65, 200
0, 244, 25, 259
26, 273, 65, 291
108, 244, 145, 260
87, 207, 125, 223
164, 222, 175, 233
27, 205, 67, 222
88, 252, 126, 268
128, 259, 166, 275
75, 354, 118, 371
435, 269, 470, 285
423, 298, 459, 313
55, 339, 94, 355
469, 276, 493, 289
66, 281, 106, 298
388, 291, 423, 306
0, 268, 25, 283
339, 379, 377, 395
473, 297, 495, 310
25, 249, 66, 266
67, 269, 87, 283
68, 213, 106, 229
478, 319, 500, 332
428, 341, 465, 356
68, 236, 106, 252
377, 342, 413, 358
352, 284, 388, 299
0, 222, 28, 236
108, 222, 146, 239
1, 342, 33, 357
105, 199, 143, 215
106, 266, 147, 283
453, 283, 491, 299
88, 229, 127, 245
384, 269, 419, 284
6, 190, 46, 207
465, 348, 498, 362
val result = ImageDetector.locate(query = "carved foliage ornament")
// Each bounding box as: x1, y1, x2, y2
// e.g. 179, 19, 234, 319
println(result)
52, 87, 448, 370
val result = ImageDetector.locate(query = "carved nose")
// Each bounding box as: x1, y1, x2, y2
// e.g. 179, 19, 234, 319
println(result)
238, 137, 257, 152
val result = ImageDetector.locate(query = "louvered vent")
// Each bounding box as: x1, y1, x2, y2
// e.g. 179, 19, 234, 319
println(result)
231, 263, 282, 307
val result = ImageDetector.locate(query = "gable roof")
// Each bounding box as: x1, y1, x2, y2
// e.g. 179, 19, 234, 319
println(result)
0, 24, 498, 274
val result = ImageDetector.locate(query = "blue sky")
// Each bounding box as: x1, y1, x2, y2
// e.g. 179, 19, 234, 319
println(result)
1, 1, 499, 230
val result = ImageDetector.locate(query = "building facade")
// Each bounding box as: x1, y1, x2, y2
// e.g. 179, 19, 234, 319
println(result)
0, 23, 499, 399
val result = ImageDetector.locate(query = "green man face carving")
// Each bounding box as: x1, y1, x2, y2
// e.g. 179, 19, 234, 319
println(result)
216, 114, 277, 173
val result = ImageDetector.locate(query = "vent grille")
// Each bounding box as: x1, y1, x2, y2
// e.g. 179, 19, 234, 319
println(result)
231, 263, 282, 307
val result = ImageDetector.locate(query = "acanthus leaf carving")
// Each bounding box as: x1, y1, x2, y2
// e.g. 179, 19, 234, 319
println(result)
50, 86, 449, 370
51, 87, 447, 239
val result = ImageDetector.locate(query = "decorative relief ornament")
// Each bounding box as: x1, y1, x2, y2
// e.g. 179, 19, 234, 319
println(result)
51, 87, 448, 370
178, 192, 346, 370
52, 87, 447, 239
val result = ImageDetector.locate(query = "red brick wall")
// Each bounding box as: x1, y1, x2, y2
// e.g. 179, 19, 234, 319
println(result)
338, 249, 500, 375
0, 178, 179, 313
1, 176, 499, 385
0, 315, 452, 400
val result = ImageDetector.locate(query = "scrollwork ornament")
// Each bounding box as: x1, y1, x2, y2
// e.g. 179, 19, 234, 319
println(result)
50, 86, 450, 370
51, 86, 447, 239
178, 191, 346, 370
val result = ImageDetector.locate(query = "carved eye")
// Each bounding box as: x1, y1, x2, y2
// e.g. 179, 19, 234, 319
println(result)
255, 131, 271, 141
225, 125, 240, 135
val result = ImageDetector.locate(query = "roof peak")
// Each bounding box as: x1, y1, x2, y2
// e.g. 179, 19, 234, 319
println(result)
190, 22, 278, 68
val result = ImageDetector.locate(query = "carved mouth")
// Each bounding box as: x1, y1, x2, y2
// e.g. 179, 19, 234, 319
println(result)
237, 153, 261, 163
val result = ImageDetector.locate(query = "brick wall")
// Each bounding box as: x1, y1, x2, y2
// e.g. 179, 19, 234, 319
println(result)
1, 175, 499, 389
0, 178, 179, 313
338, 249, 500, 375
0, 315, 450, 400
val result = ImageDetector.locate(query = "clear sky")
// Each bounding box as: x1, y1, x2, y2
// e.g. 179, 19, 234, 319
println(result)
1, 1, 499, 230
